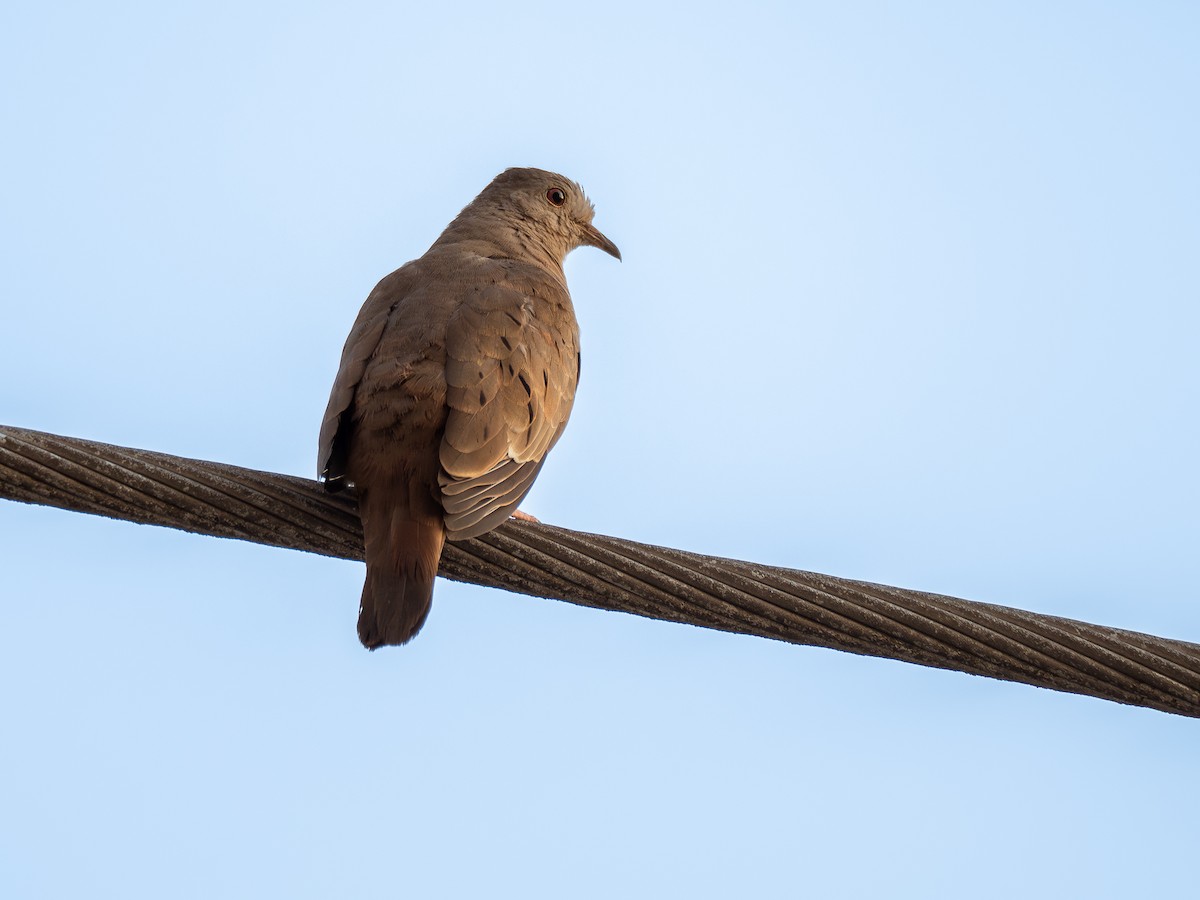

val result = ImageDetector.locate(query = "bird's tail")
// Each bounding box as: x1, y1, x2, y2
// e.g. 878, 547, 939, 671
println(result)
356, 483, 446, 649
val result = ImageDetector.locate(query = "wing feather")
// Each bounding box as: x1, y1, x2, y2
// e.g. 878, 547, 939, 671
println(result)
438, 274, 578, 539
318, 305, 390, 486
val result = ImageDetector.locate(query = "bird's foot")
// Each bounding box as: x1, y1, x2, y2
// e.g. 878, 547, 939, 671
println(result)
510, 509, 541, 525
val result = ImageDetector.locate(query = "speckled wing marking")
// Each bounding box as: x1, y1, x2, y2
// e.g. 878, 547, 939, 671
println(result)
439, 277, 578, 541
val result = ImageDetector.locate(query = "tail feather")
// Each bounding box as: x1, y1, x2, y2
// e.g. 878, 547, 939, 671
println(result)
357, 484, 446, 649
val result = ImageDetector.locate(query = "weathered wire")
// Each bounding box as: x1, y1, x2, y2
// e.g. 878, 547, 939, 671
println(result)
2, 423, 1198, 718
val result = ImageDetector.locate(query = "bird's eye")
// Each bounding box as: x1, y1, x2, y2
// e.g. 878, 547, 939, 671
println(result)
546, 188, 566, 207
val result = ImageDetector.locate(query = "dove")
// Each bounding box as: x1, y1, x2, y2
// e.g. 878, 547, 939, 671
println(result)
318, 167, 620, 648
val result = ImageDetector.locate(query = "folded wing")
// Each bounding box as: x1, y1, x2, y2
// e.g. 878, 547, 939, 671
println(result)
439, 278, 578, 541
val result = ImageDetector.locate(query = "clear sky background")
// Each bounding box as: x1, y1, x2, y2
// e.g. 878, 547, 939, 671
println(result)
2, 2, 1198, 897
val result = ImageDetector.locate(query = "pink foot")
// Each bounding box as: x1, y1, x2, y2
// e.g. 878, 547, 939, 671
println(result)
510, 509, 541, 524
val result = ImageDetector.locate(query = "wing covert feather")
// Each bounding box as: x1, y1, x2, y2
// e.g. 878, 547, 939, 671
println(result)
438, 274, 578, 539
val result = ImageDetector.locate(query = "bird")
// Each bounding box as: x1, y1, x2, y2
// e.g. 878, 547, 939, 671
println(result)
318, 167, 620, 649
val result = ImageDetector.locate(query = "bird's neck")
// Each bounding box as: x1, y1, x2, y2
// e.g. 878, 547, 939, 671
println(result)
431, 207, 567, 273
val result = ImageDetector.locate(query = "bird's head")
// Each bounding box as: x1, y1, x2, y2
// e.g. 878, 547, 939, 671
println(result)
464, 167, 621, 264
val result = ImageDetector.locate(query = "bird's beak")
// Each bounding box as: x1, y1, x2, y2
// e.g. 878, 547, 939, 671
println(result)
582, 223, 622, 261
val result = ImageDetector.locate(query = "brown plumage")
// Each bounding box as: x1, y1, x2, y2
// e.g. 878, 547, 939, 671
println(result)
318, 167, 620, 648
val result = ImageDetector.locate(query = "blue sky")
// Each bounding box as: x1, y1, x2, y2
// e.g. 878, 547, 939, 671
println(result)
2, 2, 1198, 897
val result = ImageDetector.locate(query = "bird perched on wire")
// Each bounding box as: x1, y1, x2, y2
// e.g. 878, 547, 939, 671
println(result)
318, 167, 621, 649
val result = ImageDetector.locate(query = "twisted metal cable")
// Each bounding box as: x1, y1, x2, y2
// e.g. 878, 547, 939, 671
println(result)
2, 423, 1198, 718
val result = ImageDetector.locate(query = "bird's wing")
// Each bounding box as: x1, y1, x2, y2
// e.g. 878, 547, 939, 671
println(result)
439, 276, 578, 540
317, 273, 404, 488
